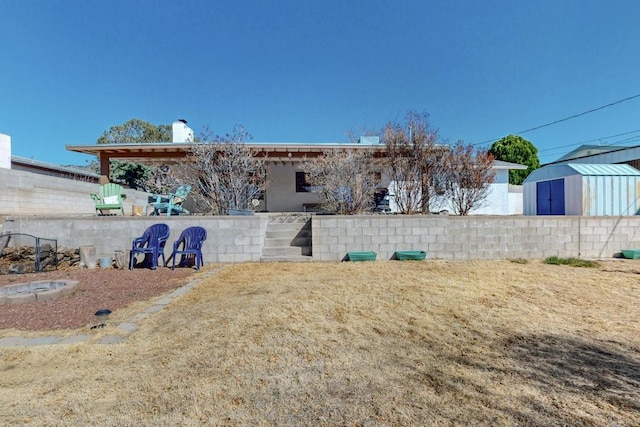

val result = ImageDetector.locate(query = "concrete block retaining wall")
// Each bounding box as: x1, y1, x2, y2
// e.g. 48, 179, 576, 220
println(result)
3, 214, 640, 264
311, 215, 640, 261
2, 216, 269, 264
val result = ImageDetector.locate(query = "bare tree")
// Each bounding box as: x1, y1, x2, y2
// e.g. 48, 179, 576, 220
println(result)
443, 141, 496, 216
302, 149, 376, 214
382, 111, 446, 214
144, 165, 181, 195
176, 125, 268, 215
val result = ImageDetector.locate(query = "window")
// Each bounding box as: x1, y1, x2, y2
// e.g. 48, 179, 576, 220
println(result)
296, 172, 311, 192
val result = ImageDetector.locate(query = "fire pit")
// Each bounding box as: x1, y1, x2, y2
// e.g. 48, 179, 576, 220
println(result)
0, 280, 79, 304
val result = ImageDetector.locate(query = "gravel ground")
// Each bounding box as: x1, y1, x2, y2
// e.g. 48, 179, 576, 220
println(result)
0, 263, 196, 331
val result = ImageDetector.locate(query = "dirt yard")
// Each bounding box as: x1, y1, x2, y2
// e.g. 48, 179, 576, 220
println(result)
0, 261, 196, 331
1, 259, 639, 425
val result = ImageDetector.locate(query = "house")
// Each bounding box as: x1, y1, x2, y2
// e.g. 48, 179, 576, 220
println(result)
65, 121, 526, 214
1, 132, 98, 182
66, 137, 387, 212
64, 121, 527, 215
553, 144, 631, 163
547, 143, 640, 170
10, 156, 98, 182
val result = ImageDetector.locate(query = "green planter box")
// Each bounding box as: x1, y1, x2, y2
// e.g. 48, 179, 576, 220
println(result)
394, 250, 427, 261
621, 249, 640, 259
346, 251, 377, 262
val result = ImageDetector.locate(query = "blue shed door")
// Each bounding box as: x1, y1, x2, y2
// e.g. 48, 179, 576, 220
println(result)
536, 179, 565, 215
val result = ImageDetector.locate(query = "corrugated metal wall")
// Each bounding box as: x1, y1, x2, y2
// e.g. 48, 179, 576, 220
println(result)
532, 174, 640, 216
524, 164, 640, 216
581, 174, 640, 216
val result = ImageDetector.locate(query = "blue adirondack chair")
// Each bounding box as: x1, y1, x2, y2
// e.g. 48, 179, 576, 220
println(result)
150, 185, 191, 216
168, 226, 207, 270
129, 223, 170, 270
90, 183, 126, 215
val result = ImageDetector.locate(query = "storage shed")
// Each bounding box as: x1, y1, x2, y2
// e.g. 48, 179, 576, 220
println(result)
523, 163, 640, 216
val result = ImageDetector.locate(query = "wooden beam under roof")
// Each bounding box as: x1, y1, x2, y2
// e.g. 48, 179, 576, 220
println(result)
66, 141, 388, 180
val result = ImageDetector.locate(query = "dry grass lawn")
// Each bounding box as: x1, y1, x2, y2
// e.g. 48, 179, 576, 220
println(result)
1, 259, 639, 426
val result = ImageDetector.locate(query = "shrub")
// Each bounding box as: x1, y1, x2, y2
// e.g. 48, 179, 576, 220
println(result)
544, 256, 599, 268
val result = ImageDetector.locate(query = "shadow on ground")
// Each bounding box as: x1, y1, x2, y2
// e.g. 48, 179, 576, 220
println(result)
400, 331, 640, 425
503, 334, 640, 422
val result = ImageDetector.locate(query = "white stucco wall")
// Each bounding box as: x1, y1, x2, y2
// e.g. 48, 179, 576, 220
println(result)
0, 133, 11, 169
467, 183, 504, 214
508, 185, 523, 215
263, 162, 520, 215
265, 163, 319, 212
388, 169, 514, 215
467, 169, 515, 215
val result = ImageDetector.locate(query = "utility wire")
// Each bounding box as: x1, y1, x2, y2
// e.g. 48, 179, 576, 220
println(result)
540, 131, 640, 163
514, 93, 640, 134
472, 93, 640, 147
536, 129, 640, 155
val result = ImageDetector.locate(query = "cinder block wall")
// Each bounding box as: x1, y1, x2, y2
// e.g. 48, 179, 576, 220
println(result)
4, 213, 640, 265
0, 168, 150, 216
2, 216, 269, 264
312, 215, 640, 261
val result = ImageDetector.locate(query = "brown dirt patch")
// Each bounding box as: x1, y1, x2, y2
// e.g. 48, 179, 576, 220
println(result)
0, 264, 196, 331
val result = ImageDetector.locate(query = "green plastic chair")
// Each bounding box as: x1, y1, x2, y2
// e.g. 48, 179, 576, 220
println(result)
150, 185, 192, 216
90, 183, 126, 215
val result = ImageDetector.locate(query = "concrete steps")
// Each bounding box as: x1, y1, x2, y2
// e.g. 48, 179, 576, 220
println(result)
261, 217, 312, 262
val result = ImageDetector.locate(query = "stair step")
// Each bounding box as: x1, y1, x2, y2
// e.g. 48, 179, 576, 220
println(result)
263, 237, 311, 247
260, 255, 313, 262
266, 230, 311, 239
266, 222, 310, 232
262, 246, 308, 257
261, 217, 313, 262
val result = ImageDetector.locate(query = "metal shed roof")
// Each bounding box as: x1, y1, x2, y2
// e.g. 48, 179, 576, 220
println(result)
524, 163, 640, 183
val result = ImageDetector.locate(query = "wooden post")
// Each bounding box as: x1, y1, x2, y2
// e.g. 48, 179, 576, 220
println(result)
99, 154, 110, 184
79, 245, 96, 269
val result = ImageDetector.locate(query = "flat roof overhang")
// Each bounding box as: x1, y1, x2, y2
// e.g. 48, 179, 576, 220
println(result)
66, 142, 386, 177
65, 142, 388, 162
66, 143, 193, 162
64, 142, 522, 185
65, 142, 388, 183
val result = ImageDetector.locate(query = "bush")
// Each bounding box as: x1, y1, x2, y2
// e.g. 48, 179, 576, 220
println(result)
544, 256, 599, 268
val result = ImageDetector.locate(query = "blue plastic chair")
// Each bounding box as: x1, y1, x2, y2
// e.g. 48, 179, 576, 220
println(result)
168, 226, 207, 270
129, 223, 170, 270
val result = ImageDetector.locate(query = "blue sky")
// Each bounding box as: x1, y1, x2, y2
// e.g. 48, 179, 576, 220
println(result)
2, 0, 640, 166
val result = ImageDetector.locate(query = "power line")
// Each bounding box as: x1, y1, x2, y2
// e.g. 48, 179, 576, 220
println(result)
472, 92, 640, 147
515, 93, 640, 134
544, 137, 640, 164
539, 130, 640, 163
536, 129, 640, 154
